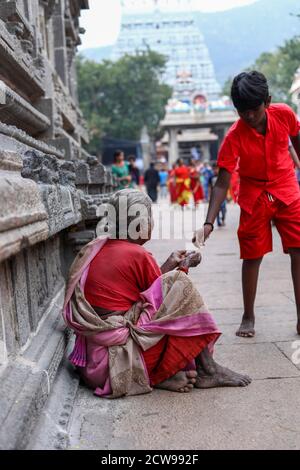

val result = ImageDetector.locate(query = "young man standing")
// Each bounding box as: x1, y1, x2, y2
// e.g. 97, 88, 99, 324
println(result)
195, 71, 300, 337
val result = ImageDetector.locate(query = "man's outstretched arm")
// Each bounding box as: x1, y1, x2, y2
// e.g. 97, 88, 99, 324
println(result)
290, 134, 300, 168
200, 168, 232, 241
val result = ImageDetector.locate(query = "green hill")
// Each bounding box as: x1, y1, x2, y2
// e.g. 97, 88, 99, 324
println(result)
80, 0, 300, 85
196, 0, 300, 84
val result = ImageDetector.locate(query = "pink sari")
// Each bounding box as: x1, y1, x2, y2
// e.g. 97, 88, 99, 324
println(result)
63, 237, 221, 398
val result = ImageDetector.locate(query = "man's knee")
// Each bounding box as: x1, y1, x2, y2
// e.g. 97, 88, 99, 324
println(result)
288, 248, 300, 258
243, 257, 264, 266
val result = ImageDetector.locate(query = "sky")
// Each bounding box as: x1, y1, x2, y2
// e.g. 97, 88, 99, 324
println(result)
79, 0, 259, 50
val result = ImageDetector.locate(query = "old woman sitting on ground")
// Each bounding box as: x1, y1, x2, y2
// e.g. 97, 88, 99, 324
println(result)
64, 189, 251, 398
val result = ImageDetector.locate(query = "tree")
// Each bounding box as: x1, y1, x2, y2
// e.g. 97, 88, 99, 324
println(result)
222, 36, 300, 107
250, 37, 300, 105
76, 50, 172, 155
222, 76, 233, 96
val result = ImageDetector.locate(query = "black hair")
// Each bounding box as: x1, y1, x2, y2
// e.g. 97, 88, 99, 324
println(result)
114, 150, 123, 162
128, 155, 136, 162
231, 71, 269, 112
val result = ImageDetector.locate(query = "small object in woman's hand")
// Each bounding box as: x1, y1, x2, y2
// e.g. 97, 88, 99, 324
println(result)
179, 251, 202, 269
186, 251, 202, 267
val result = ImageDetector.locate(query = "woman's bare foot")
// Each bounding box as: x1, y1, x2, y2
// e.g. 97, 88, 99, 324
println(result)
195, 364, 252, 389
155, 370, 197, 393
236, 316, 255, 338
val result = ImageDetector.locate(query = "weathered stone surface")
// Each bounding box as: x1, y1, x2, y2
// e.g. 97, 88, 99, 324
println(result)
0, 122, 64, 159
0, 261, 18, 360
27, 357, 80, 451
22, 151, 60, 185
0, 80, 51, 135
0, 286, 68, 450
10, 251, 31, 348
0, 0, 116, 451
0, 151, 49, 263
87, 156, 106, 185
75, 161, 90, 186
21, 150, 83, 235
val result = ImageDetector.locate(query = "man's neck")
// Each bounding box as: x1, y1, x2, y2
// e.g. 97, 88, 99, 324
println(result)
255, 113, 268, 135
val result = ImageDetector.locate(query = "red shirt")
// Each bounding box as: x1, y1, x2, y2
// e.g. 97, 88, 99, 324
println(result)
217, 104, 300, 213
175, 166, 190, 181
84, 239, 161, 311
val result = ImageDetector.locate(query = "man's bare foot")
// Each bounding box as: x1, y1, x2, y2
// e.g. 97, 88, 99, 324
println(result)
195, 364, 252, 389
155, 370, 197, 393
236, 316, 255, 338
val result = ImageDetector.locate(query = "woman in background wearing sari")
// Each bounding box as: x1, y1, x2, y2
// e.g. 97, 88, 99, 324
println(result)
111, 150, 132, 190
175, 158, 191, 208
189, 160, 204, 208
64, 190, 251, 398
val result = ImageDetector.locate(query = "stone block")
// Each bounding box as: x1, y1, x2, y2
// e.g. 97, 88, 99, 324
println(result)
0, 286, 68, 450
10, 251, 31, 348
0, 261, 18, 359
40, 184, 82, 236
54, 47, 68, 86
0, 150, 49, 263
75, 161, 90, 186
44, 236, 64, 297
25, 242, 49, 331
0, 80, 50, 135
87, 156, 106, 185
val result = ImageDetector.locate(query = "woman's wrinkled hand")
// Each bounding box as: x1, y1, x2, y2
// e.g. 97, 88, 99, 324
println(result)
179, 251, 202, 269
166, 250, 187, 270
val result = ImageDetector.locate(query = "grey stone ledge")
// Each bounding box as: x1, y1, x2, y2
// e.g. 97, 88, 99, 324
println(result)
0, 286, 69, 450
0, 123, 64, 159
0, 80, 51, 134
0, 20, 45, 97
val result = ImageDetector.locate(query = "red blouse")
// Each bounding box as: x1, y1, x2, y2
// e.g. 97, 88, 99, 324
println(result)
84, 239, 161, 311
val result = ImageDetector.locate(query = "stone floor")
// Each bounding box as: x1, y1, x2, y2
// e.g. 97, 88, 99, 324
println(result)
39, 202, 300, 450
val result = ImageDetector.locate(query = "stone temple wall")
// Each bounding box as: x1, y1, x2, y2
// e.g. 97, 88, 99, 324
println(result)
0, 0, 116, 449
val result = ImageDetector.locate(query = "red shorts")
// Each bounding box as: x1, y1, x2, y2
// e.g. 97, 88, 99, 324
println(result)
238, 192, 300, 259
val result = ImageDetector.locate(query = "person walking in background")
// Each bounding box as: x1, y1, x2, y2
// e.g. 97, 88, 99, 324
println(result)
144, 162, 160, 203
189, 159, 204, 208
175, 158, 191, 208
111, 150, 132, 190
128, 155, 141, 189
168, 163, 178, 204
201, 161, 214, 202
159, 167, 169, 199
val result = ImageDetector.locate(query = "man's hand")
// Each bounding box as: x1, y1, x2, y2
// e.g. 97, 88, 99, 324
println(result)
192, 225, 213, 248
